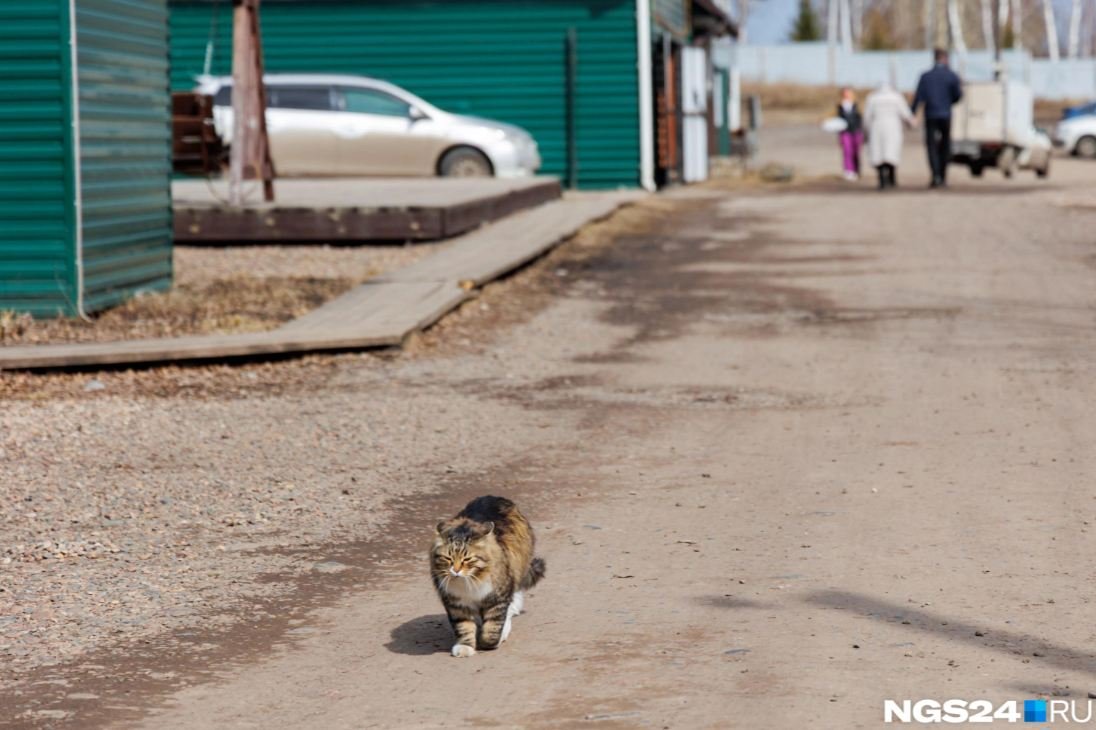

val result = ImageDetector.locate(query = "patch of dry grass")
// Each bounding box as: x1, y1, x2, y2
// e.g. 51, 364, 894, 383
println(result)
0, 276, 354, 346
744, 83, 873, 124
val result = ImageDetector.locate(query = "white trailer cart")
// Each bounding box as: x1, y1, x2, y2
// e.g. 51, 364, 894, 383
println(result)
950, 80, 1051, 179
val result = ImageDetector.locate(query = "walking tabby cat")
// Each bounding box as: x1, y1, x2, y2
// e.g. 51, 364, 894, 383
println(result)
430, 496, 546, 657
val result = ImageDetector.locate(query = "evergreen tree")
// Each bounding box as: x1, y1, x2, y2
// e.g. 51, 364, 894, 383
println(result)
789, 0, 822, 42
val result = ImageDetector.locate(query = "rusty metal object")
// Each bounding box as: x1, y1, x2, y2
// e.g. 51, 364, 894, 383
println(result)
172, 92, 224, 175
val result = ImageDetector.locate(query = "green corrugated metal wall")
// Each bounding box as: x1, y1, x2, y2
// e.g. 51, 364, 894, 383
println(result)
169, 0, 641, 189
0, 1, 172, 318
0, 2, 79, 316
77, 0, 173, 312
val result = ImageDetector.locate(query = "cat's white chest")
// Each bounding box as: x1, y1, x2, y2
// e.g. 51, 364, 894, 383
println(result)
444, 577, 493, 606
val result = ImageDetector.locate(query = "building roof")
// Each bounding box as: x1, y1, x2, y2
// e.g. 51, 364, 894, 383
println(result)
692, 0, 738, 38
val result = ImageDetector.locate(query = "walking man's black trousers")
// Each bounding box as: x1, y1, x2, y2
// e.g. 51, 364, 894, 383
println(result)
925, 118, 951, 186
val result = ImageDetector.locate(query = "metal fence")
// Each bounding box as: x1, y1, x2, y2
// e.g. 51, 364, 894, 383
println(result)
736, 42, 1096, 101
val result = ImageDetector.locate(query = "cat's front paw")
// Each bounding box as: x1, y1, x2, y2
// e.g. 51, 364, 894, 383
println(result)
451, 644, 476, 658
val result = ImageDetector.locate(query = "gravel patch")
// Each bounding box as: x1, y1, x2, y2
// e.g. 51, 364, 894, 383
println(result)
0, 198, 662, 693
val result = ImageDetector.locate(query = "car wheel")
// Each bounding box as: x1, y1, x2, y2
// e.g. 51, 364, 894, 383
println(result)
439, 147, 492, 177
1075, 135, 1096, 158
970, 163, 984, 177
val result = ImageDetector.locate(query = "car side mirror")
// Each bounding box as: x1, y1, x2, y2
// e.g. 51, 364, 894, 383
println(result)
409, 106, 428, 122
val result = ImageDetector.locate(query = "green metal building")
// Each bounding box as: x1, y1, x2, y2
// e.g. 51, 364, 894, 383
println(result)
169, 0, 734, 190
0, 1, 172, 318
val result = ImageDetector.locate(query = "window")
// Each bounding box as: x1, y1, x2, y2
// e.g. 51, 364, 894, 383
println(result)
211, 85, 334, 111
268, 86, 334, 111
338, 87, 412, 117
213, 85, 232, 106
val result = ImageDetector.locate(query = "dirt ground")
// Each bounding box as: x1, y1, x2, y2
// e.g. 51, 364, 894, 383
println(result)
3, 129, 1096, 728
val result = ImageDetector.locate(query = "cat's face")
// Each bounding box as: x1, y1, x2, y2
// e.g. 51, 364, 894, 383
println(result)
432, 519, 496, 579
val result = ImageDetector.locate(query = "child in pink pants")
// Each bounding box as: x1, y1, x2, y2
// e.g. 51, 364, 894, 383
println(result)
836, 88, 863, 181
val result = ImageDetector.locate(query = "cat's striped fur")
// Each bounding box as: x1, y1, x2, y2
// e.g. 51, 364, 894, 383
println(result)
430, 496, 546, 658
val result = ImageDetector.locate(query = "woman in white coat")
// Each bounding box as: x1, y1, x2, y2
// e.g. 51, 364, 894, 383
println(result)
863, 83, 914, 189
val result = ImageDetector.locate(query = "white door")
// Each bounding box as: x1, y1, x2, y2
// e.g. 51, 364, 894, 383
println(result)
681, 46, 709, 183
333, 87, 449, 176
264, 85, 340, 176
213, 84, 340, 177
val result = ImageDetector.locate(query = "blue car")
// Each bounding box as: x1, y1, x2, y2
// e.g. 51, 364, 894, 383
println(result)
1061, 101, 1096, 120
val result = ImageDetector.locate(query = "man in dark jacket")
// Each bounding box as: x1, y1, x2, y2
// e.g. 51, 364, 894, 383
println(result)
911, 48, 963, 188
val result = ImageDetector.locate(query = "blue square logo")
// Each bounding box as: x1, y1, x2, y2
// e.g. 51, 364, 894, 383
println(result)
1024, 699, 1047, 723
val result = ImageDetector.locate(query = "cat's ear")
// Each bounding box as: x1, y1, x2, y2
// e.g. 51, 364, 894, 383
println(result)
483, 521, 495, 535
435, 521, 446, 535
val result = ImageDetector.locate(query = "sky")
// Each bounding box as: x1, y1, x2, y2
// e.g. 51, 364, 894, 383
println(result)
746, 0, 799, 43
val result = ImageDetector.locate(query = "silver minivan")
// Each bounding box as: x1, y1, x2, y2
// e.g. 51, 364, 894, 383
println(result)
197, 73, 541, 178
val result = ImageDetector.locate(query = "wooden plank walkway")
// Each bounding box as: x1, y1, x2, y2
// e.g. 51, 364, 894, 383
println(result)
380, 194, 629, 287
173, 177, 561, 243
0, 192, 642, 371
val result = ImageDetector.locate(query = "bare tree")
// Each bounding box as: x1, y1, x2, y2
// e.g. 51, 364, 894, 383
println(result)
736, 0, 751, 43
840, 0, 854, 51
1042, 0, 1060, 60
982, 0, 996, 51
827, 0, 839, 46
1067, 0, 1082, 57
948, 0, 968, 52
1087, 0, 1096, 56
1010, 0, 1023, 50
852, 0, 865, 46
924, 0, 932, 49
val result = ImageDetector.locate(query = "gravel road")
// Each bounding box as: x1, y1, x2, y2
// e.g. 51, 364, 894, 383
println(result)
3, 135, 1096, 728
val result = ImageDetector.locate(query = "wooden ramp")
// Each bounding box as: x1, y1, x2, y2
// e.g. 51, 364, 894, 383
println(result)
0, 192, 642, 371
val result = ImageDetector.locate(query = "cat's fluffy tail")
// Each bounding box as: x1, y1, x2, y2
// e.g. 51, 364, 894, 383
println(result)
520, 557, 546, 589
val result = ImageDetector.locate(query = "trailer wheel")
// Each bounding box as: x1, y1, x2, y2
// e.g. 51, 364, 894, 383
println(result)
999, 147, 1017, 178
970, 163, 984, 178
1036, 160, 1050, 178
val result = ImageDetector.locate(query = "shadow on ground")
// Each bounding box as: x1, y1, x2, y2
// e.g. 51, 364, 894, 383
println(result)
806, 590, 1096, 678
386, 614, 452, 656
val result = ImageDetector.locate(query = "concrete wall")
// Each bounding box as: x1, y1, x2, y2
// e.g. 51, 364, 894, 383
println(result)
737, 42, 1096, 101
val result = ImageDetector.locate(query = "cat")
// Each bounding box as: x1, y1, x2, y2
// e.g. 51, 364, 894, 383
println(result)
430, 495, 546, 658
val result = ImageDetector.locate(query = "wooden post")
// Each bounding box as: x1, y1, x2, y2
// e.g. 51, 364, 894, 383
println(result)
229, 0, 274, 206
